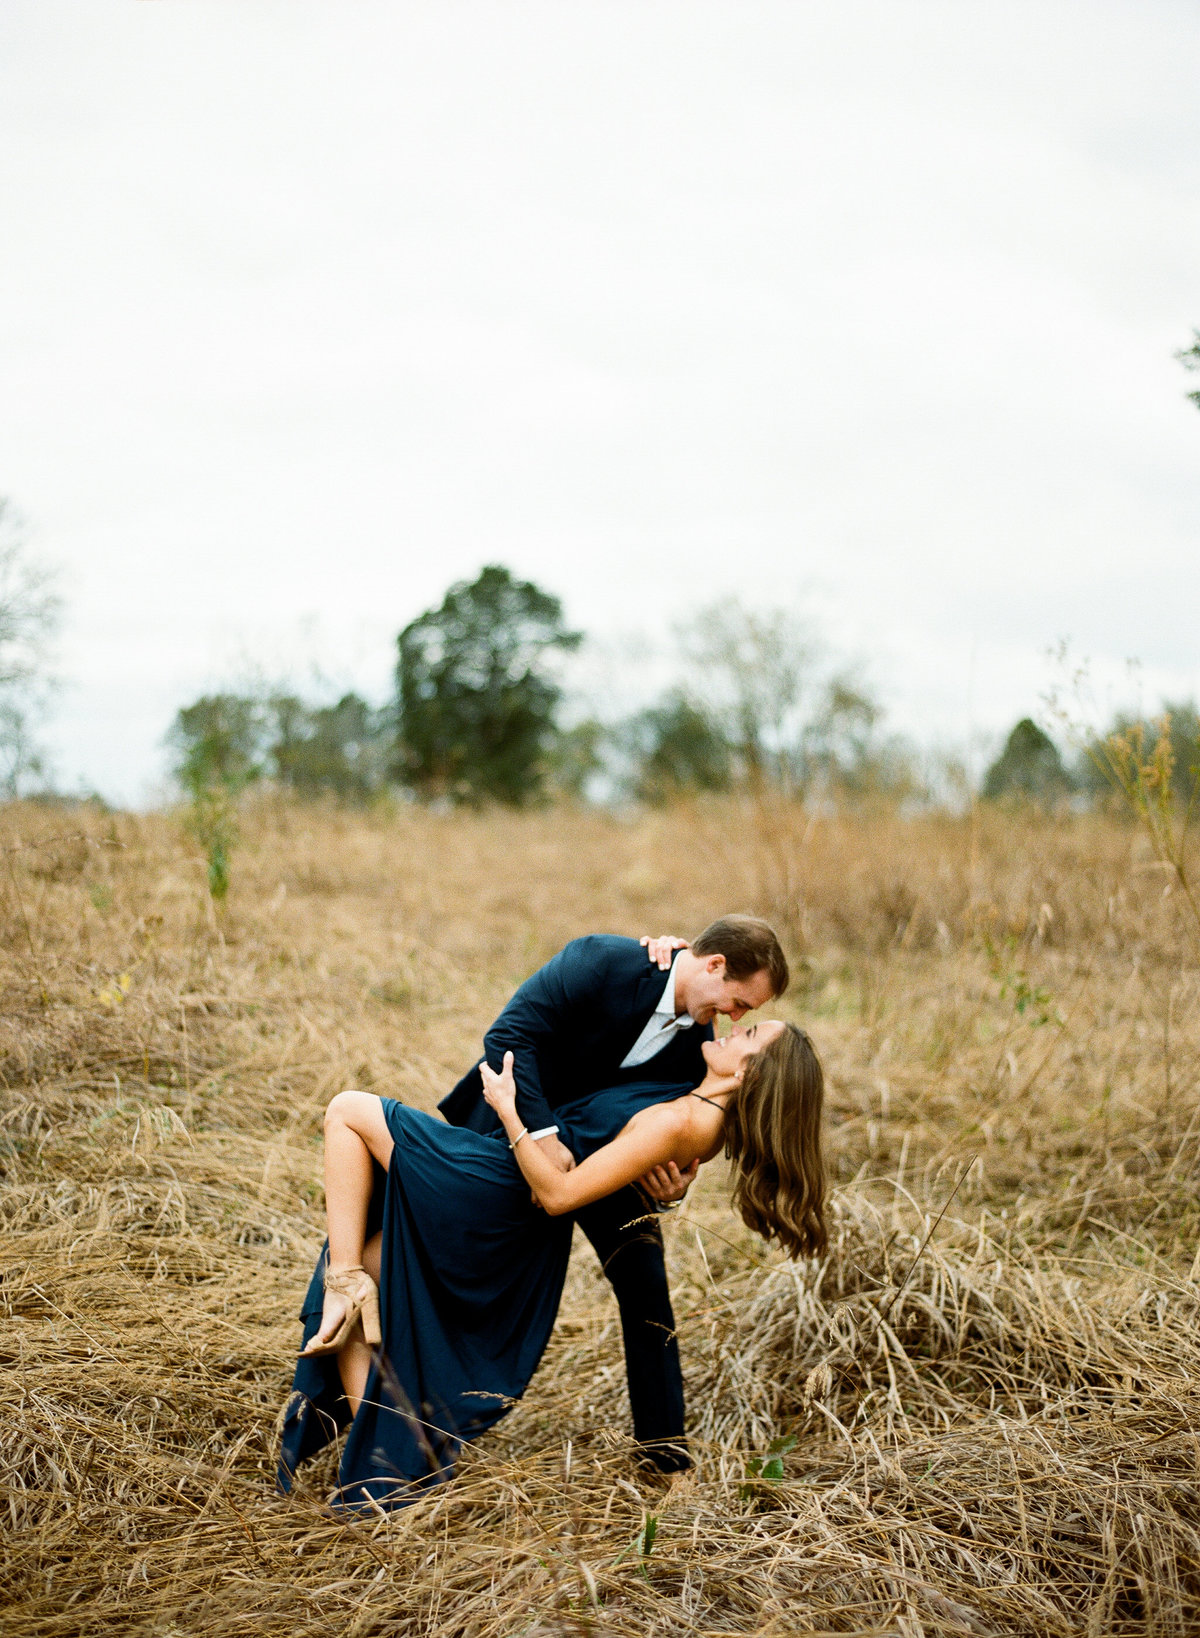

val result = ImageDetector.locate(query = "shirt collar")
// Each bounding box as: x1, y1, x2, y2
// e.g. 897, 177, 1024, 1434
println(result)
655, 956, 693, 1028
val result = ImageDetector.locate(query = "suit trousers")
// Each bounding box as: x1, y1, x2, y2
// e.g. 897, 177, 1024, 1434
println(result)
574, 1184, 690, 1473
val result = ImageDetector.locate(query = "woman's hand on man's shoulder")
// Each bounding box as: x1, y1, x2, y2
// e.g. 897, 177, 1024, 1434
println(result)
640, 934, 689, 970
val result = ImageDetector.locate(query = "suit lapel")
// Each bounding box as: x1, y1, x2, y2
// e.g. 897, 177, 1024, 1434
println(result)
611, 958, 672, 1060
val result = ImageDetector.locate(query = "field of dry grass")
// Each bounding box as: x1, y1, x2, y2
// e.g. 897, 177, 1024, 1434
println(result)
2, 793, 1199, 1636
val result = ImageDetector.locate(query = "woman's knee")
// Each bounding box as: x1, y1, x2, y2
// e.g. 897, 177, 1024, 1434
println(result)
324, 1089, 370, 1131
324, 1089, 393, 1167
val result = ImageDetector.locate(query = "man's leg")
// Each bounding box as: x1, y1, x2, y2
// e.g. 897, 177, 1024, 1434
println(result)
576, 1186, 690, 1472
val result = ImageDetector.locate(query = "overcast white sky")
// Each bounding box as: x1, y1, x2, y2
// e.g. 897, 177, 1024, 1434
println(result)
2, 1, 1198, 804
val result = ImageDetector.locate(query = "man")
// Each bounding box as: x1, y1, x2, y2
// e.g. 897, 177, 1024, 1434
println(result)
439, 913, 789, 1473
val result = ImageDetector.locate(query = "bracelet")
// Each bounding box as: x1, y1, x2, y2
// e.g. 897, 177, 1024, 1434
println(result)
509, 1126, 529, 1151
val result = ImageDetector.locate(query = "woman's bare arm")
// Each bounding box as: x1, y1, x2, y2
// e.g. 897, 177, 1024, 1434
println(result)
481, 1053, 698, 1215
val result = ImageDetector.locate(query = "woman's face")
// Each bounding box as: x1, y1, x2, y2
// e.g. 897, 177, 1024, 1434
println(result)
701, 1019, 785, 1080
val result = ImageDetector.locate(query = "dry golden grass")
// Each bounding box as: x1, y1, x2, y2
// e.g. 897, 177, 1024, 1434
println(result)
2, 793, 1199, 1636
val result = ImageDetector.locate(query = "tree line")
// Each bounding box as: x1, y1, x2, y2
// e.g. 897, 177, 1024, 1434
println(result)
150, 339, 1200, 817
0, 509, 1195, 819
982, 711, 1200, 809
165, 561, 1198, 815
166, 563, 929, 811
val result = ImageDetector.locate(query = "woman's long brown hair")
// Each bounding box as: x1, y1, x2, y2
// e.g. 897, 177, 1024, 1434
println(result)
723, 1023, 827, 1258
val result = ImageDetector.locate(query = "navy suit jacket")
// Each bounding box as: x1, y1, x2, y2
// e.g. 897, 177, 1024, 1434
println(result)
439, 935, 713, 1137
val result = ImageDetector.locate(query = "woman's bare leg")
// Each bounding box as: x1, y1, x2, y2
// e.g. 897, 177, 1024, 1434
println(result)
336, 1229, 383, 1411
302, 1091, 394, 1413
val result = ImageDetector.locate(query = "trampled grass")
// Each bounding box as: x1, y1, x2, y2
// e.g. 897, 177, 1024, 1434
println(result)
2, 794, 1198, 1635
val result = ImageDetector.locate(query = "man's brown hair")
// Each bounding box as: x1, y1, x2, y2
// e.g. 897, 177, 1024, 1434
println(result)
691, 914, 789, 998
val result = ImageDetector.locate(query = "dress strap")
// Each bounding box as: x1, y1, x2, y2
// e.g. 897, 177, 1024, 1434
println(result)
688, 1090, 725, 1109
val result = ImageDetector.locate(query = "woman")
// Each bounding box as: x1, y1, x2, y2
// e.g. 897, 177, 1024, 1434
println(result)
278, 1020, 825, 1510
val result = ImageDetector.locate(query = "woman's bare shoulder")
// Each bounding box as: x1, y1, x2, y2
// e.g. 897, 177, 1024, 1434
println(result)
628, 1094, 694, 1133
625, 1095, 695, 1138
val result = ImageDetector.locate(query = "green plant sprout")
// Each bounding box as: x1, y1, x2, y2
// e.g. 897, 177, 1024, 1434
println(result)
741, 1432, 797, 1495
985, 935, 1061, 1028
611, 1510, 658, 1579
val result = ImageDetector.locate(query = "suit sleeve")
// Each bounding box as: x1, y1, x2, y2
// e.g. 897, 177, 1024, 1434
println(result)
481, 938, 608, 1134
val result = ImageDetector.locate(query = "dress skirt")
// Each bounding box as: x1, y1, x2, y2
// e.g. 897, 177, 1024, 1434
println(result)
278, 1079, 690, 1509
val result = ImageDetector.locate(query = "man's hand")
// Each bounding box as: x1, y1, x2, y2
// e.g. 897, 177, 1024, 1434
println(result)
535, 1134, 576, 1174
641, 934, 690, 971
637, 1158, 699, 1206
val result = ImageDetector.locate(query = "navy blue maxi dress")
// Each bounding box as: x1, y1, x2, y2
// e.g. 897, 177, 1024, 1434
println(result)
277, 1077, 693, 1510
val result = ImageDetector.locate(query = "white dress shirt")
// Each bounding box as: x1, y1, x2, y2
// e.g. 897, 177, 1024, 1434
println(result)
619, 956, 694, 1069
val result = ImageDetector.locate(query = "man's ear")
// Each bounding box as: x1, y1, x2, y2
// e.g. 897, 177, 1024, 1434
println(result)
705, 953, 727, 977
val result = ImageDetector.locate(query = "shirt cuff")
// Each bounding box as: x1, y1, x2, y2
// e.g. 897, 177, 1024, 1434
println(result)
527, 1125, 560, 1141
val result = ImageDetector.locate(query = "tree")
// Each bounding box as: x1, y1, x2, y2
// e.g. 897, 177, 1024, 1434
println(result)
802, 677, 879, 793
0, 501, 60, 799
983, 719, 1072, 806
395, 565, 581, 806
1177, 329, 1200, 412
166, 693, 267, 901
676, 600, 816, 791
168, 685, 391, 813
625, 692, 733, 804
546, 717, 607, 802
167, 693, 266, 799
0, 701, 47, 799
269, 691, 387, 803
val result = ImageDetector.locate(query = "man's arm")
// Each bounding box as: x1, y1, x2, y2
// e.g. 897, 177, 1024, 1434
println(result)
481, 933, 686, 1176
480, 937, 617, 1161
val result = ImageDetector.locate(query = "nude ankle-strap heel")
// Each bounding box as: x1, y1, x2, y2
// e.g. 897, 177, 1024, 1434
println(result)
302, 1264, 381, 1355
347, 1267, 382, 1347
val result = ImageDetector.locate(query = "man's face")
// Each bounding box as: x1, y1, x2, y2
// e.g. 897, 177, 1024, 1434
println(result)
686, 955, 774, 1025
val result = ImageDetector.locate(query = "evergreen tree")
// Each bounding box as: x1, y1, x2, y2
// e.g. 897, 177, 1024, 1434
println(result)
983, 719, 1071, 805
395, 565, 581, 806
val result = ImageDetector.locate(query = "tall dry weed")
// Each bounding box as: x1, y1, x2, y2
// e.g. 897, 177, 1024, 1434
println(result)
1, 795, 1197, 1635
